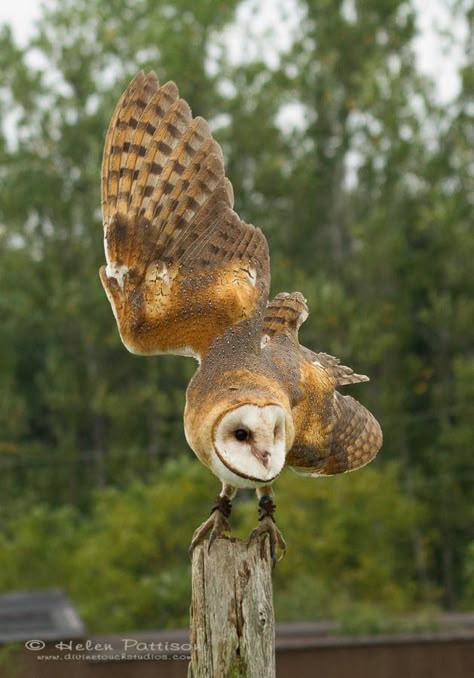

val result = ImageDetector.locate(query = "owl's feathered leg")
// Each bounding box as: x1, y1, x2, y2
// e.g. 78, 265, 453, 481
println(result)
249, 486, 286, 566
189, 484, 237, 554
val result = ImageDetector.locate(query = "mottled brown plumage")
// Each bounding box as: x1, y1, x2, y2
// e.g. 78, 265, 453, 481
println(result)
100, 72, 382, 556
258, 292, 381, 475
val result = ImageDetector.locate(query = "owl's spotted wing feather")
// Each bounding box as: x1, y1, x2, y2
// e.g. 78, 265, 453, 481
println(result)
100, 71, 269, 359
262, 292, 382, 476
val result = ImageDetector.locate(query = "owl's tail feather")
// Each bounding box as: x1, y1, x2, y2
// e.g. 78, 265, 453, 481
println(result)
263, 292, 309, 339
263, 294, 369, 387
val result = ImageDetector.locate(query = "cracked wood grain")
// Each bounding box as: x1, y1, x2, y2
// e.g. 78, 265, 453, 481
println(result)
188, 537, 275, 678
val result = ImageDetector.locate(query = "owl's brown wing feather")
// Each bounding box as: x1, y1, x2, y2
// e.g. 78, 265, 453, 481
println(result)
100, 71, 269, 359
262, 292, 382, 476
315, 391, 383, 474
288, 387, 383, 476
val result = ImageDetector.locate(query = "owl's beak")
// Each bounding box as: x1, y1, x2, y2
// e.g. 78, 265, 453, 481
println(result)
250, 445, 271, 469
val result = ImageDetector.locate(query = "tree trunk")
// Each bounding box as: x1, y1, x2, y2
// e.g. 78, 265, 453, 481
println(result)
188, 536, 275, 678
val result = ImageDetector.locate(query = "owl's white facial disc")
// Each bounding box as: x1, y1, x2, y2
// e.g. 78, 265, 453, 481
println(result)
212, 404, 287, 487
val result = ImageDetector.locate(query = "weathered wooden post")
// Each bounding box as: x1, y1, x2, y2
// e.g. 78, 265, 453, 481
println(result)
188, 536, 275, 678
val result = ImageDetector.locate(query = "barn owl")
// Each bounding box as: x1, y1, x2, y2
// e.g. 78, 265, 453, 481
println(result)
100, 71, 382, 560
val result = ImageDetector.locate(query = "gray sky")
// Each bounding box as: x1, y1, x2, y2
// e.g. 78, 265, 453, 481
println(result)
0, 0, 468, 104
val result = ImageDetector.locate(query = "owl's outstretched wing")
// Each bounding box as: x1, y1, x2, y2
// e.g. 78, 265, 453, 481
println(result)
100, 71, 269, 360
262, 292, 382, 475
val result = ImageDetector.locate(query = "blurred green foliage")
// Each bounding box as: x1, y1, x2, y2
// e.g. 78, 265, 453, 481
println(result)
0, 0, 472, 630
0, 459, 433, 632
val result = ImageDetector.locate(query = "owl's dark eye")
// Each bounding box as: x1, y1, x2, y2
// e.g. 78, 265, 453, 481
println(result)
234, 428, 249, 442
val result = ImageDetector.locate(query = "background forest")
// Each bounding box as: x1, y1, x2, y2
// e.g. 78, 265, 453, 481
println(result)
0, 0, 472, 633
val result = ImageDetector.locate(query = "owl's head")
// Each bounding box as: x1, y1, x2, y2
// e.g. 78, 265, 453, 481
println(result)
210, 403, 292, 487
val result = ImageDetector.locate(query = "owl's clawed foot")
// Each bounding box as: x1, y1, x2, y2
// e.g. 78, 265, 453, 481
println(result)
249, 495, 286, 567
189, 495, 232, 556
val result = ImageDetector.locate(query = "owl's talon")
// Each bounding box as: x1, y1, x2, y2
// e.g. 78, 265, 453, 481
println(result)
207, 513, 231, 552
189, 495, 232, 556
250, 494, 286, 565
249, 516, 286, 566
